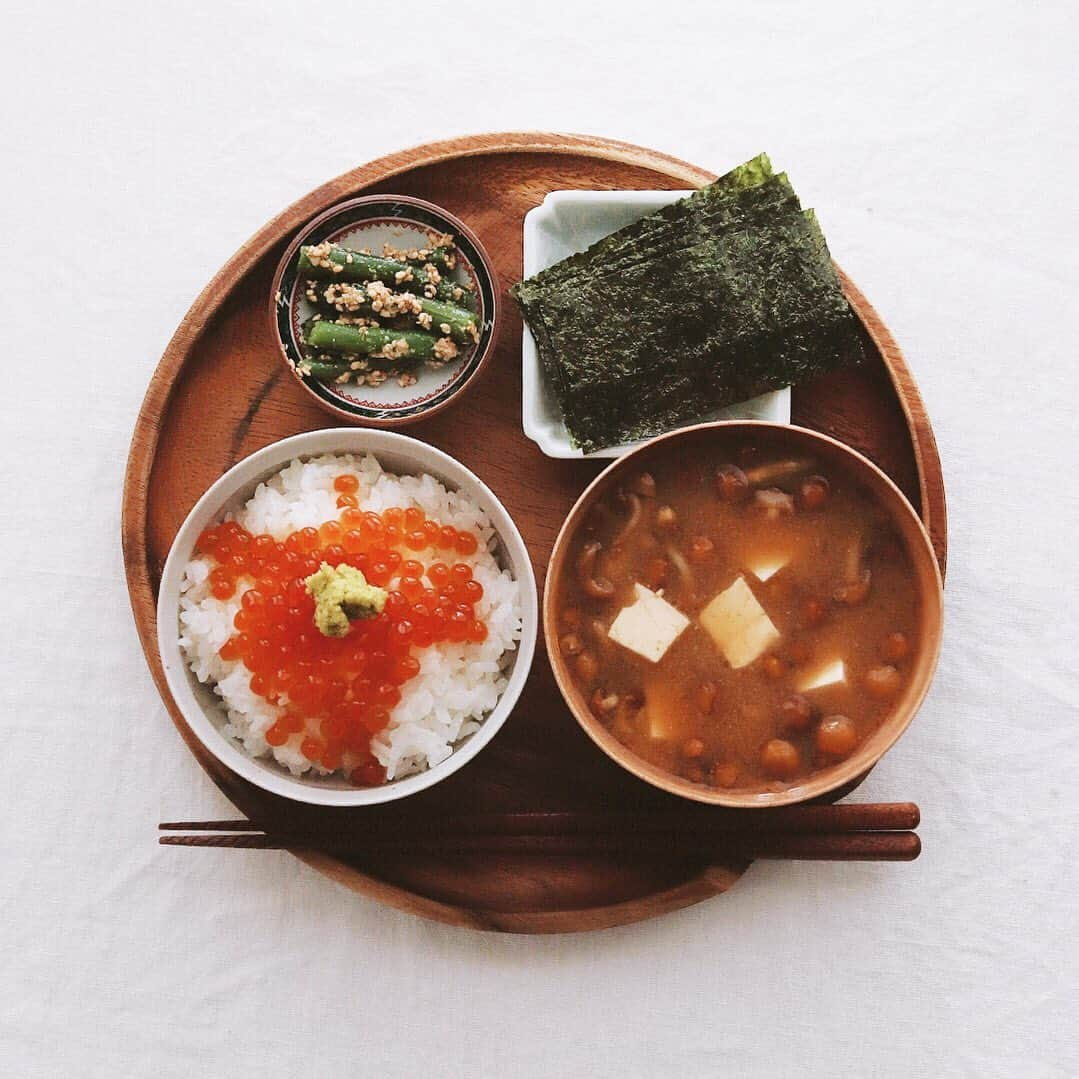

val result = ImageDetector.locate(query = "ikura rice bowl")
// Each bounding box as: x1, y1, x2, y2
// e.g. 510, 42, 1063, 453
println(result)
178, 453, 523, 786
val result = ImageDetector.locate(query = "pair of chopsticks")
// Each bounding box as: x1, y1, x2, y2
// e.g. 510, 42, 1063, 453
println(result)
160, 802, 920, 861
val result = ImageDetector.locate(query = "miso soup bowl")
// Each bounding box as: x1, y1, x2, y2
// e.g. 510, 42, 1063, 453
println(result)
544, 421, 944, 808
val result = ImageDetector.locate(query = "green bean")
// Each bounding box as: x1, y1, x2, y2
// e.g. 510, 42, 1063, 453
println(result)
297, 243, 476, 309
306, 281, 479, 345
396, 242, 456, 274
298, 244, 410, 284
303, 319, 451, 362
448, 281, 478, 312
368, 237, 465, 284
414, 297, 480, 344
296, 358, 352, 379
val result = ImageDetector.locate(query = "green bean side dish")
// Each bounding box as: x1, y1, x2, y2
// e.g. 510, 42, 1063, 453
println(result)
294, 235, 478, 390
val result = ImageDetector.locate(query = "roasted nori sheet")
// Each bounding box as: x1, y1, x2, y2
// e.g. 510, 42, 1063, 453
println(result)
512, 156, 864, 453
516, 174, 803, 315
540, 214, 850, 387
515, 153, 775, 297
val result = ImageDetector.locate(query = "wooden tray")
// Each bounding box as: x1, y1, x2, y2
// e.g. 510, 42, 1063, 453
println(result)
123, 133, 947, 934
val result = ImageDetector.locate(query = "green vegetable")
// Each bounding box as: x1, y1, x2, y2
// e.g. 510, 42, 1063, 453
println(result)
400, 249, 479, 310
400, 243, 456, 275
411, 296, 480, 344
297, 243, 476, 308
303, 319, 449, 362
296, 358, 352, 379
305, 281, 479, 345
299, 244, 407, 282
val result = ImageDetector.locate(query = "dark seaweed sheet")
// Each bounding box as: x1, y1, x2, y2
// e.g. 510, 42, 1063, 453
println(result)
531, 214, 862, 451
512, 153, 774, 300
513, 172, 806, 407
537, 214, 854, 393
552, 319, 864, 452
511, 157, 776, 315
511, 156, 863, 452
518, 174, 802, 308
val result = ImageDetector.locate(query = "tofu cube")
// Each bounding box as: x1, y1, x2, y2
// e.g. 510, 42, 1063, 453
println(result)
798, 659, 846, 692
700, 575, 781, 669
642, 674, 683, 740
749, 555, 788, 583
608, 583, 690, 663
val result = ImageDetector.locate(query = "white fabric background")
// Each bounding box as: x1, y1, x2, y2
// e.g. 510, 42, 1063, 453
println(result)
2, 2, 1076, 1076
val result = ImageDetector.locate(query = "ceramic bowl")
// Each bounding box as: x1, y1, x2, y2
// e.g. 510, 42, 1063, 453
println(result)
157, 428, 537, 807
544, 421, 943, 808
521, 190, 791, 459
271, 195, 499, 426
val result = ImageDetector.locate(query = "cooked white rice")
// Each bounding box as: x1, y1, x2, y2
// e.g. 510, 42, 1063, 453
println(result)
178, 453, 522, 781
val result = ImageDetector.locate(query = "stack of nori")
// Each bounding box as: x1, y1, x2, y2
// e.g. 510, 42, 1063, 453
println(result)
510, 154, 866, 453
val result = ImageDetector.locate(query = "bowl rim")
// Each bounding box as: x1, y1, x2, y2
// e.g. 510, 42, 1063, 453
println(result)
157, 427, 537, 807
268, 193, 501, 428
543, 420, 944, 808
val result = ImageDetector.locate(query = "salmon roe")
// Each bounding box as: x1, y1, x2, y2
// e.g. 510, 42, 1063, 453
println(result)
194, 478, 486, 787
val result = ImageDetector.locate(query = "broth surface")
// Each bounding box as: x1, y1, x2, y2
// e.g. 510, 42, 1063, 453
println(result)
555, 439, 921, 792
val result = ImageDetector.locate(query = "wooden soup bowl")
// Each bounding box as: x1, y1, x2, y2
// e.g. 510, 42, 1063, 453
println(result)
544, 421, 944, 808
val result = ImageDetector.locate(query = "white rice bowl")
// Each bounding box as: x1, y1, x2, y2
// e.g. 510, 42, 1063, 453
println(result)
177, 452, 523, 784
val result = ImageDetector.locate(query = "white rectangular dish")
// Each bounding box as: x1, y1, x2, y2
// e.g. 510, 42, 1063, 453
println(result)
520, 190, 791, 459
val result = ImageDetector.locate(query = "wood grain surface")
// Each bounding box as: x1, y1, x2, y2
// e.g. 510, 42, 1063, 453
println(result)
123, 132, 947, 933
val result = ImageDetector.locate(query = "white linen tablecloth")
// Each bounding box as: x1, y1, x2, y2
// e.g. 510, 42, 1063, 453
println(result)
2, 2, 1076, 1075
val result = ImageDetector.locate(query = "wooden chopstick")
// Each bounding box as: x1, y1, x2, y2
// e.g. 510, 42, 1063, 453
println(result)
159, 802, 919, 837
158, 803, 921, 862
159, 830, 920, 861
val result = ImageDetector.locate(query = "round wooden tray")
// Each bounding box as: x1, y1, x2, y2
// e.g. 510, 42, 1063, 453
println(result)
123, 133, 947, 934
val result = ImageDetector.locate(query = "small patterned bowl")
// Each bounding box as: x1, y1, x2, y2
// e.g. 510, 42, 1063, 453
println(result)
270, 194, 499, 426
